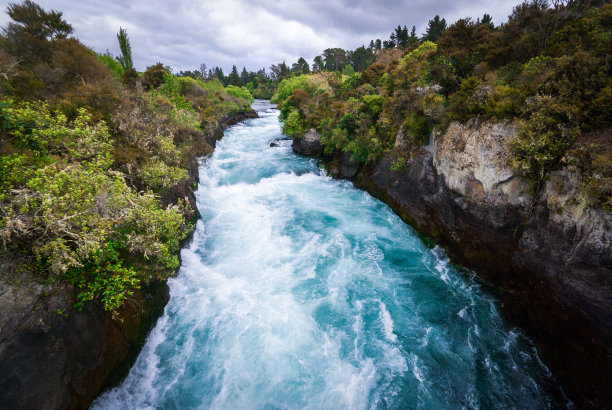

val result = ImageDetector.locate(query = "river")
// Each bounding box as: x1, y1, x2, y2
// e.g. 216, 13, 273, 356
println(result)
93, 100, 566, 409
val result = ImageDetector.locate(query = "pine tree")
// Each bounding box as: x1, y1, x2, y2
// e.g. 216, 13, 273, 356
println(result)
422, 15, 447, 42
227, 65, 241, 86
116, 27, 133, 70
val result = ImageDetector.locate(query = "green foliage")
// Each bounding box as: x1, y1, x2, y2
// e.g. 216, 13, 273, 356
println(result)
1, 0, 73, 64
0, 101, 193, 316
157, 73, 193, 111
361, 94, 384, 116
97, 53, 124, 78
404, 112, 431, 145
282, 108, 303, 137
510, 95, 579, 184
272, 75, 310, 103
115, 27, 133, 71
142, 63, 169, 90
403, 41, 437, 62
225, 85, 254, 103
139, 159, 188, 190
69, 242, 139, 317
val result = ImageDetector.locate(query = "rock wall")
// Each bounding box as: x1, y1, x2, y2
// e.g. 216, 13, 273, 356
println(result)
0, 109, 258, 410
306, 120, 611, 408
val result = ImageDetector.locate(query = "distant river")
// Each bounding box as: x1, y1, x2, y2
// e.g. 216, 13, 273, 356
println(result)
93, 100, 567, 409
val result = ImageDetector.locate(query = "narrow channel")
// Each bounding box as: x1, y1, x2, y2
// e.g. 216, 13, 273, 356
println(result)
93, 101, 565, 409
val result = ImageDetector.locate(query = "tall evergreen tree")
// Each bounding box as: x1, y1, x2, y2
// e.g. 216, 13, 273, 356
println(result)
408, 25, 418, 46
116, 27, 133, 70
213, 67, 224, 83
422, 15, 447, 42
227, 65, 241, 86
240, 66, 249, 84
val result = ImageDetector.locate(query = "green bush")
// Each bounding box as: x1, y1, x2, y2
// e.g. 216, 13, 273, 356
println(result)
225, 85, 254, 103
510, 95, 579, 184
282, 108, 303, 137
97, 53, 124, 78
0, 101, 192, 316
272, 75, 310, 103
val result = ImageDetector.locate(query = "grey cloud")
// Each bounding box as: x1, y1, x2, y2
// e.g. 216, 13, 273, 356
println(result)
1, 0, 523, 73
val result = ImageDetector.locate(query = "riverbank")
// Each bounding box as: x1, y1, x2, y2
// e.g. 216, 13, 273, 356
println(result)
293, 124, 611, 408
0, 108, 257, 410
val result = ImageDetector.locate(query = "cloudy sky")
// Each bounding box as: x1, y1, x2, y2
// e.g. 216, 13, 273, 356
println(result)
1, 0, 523, 73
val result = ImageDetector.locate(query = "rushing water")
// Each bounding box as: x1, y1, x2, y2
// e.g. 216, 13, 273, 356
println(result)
94, 101, 566, 409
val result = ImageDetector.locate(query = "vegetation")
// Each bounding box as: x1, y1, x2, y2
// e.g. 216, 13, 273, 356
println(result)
274, 0, 611, 202
0, 1, 253, 317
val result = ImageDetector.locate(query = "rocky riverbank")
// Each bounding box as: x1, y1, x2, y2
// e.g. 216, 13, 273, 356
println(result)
0, 109, 258, 410
293, 122, 612, 408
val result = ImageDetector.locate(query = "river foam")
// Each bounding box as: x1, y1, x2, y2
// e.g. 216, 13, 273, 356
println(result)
93, 101, 566, 409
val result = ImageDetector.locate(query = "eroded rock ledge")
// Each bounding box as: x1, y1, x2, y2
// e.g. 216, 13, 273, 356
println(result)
294, 121, 612, 408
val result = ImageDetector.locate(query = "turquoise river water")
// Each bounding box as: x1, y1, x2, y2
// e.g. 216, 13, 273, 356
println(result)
93, 101, 567, 409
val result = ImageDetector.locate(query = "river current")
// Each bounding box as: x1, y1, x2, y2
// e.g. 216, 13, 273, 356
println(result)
93, 101, 566, 409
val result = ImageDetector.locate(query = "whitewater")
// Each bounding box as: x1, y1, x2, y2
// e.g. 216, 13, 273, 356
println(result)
93, 101, 566, 409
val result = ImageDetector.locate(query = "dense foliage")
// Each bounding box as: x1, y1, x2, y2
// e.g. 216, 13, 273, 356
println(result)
0, 1, 253, 316
275, 0, 611, 204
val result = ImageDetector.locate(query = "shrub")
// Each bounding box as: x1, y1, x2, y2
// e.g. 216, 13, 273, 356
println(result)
225, 85, 254, 103
510, 95, 579, 184
282, 107, 303, 137
97, 53, 124, 78
142, 63, 169, 90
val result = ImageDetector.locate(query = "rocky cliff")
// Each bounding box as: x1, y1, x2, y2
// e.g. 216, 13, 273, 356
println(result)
297, 121, 612, 408
0, 109, 258, 410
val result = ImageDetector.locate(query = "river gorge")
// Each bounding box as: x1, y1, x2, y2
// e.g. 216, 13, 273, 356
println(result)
93, 101, 567, 409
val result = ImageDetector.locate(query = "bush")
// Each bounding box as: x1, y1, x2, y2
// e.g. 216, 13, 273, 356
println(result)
142, 62, 169, 90
510, 95, 579, 184
225, 85, 254, 103
97, 53, 124, 78
282, 108, 303, 137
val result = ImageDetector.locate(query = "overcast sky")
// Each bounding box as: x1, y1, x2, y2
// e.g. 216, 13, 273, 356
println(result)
1, 0, 524, 73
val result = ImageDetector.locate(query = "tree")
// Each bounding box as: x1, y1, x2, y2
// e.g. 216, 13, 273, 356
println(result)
391, 25, 409, 48
240, 66, 250, 84
226, 65, 241, 86
312, 55, 324, 72
350, 46, 374, 72
199, 62, 207, 80
116, 27, 133, 71
422, 15, 447, 42
213, 66, 224, 83
408, 26, 419, 47
323, 48, 346, 71
480, 13, 494, 30
383, 39, 395, 49
269, 61, 290, 81
292, 57, 310, 74
2, 0, 73, 64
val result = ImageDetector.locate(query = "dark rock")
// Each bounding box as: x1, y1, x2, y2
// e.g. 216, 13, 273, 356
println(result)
292, 128, 323, 156
340, 152, 360, 179
269, 140, 281, 147
0, 269, 169, 410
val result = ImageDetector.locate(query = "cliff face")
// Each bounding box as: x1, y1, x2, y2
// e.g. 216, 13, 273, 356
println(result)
304, 120, 611, 408
0, 109, 258, 410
